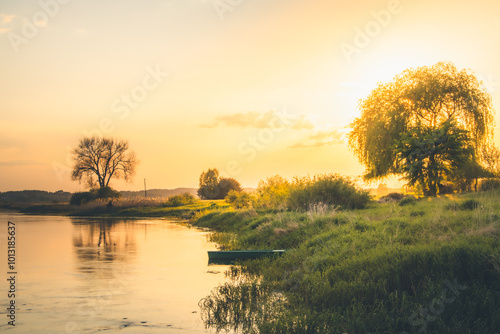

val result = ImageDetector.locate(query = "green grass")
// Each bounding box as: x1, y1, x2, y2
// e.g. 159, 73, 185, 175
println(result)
14, 199, 232, 219
195, 191, 500, 333
108, 201, 231, 218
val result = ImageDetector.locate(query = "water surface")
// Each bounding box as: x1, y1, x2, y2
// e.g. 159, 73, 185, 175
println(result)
0, 213, 230, 333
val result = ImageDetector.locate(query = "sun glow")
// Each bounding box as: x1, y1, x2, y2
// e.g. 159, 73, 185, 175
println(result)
1, 0, 499, 191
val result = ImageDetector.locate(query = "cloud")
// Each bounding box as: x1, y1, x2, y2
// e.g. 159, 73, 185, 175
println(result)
0, 13, 15, 24
291, 115, 315, 130
0, 27, 10, 34
202, 111, 269, 128
201, 110, 314, 130
0, 160, 43, 167
290, 129, 345, 148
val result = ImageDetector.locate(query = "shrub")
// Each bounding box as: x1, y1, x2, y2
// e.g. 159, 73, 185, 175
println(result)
70, 191, 95, 205
163, 193, 198, 207
399, 195, 417, 206
70, 186, 121, 206
245, 174, 371, 211
225, 190, 253, 209
447, 199, 482, 211
288, 174, 371, 211
379, 192, 405, 203
92, 186, 121, 199
460, 199, 481, 210
253, 175, 291, 209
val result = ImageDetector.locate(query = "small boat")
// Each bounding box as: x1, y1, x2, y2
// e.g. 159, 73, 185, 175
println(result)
208, 249, 286, 263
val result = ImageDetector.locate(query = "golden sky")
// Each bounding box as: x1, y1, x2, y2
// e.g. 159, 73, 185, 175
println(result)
1, 0, 500, 191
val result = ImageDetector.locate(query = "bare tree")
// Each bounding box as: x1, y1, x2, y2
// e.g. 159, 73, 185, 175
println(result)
71, 137, 138, 188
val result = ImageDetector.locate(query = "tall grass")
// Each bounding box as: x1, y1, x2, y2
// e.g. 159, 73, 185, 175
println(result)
195, 190, 500, 333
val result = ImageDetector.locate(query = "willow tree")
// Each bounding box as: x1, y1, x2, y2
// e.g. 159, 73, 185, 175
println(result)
348, 61, 494, 195
71, 137, 138, 188
394, 120, 475, 196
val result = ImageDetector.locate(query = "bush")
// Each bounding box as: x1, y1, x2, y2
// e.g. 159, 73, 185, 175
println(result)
480, 178, 500, 191
225, 190, 254, 209
447, 199, 482, 211
163, 193, 198, 207
70, 191, 95, 205
70, 186, 121, 206
460, 199, 481, 210
253, 175, 291, 209
288, 174, 371, 210
379, 192, 405, 203
399, 195, 417, 206
92, 186, 121, 200
241, 174, 371, 211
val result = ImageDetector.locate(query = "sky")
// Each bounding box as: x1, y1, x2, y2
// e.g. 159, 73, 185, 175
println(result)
1, 0, 500, 192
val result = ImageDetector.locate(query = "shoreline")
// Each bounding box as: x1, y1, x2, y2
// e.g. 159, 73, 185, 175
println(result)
1, 200, 231, 220
193, 190, 500, 333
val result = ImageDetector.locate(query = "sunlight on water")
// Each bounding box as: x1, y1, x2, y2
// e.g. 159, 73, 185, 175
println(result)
0, 213, 231, 333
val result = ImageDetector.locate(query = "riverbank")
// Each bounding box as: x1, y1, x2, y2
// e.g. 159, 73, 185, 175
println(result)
193, 190, 500, 333
1, 199, 231, 219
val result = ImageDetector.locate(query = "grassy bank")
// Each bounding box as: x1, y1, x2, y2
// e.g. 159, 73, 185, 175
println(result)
194, 191, 500, 333
4, 198, 231, 219
68, 200, 231, 219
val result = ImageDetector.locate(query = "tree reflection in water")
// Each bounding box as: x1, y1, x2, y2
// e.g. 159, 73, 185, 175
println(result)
71, 218, 137, 276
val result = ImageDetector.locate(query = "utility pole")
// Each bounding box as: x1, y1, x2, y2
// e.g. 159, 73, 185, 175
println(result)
144, 178, 147, 197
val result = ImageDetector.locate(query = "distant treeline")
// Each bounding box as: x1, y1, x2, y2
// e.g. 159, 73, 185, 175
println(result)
1, 188, 199, 204
0, 190, 72, 203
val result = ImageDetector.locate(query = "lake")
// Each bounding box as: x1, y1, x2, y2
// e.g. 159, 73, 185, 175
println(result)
0, 213, 231, 333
